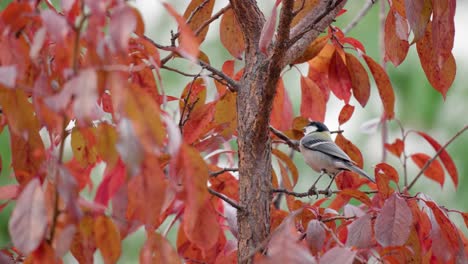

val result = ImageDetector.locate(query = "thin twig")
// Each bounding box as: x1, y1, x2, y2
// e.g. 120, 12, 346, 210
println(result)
194, 4, 231, 37
208, 188, 243, 211
273, 188, 336, 197
209, 168, 239, 177
199, 60, 239, 91
161, 65, 200, 77
269, 126, 300, 151
343, 0, 376, 34
406, 125, 468, 191
321, 215, 356, 223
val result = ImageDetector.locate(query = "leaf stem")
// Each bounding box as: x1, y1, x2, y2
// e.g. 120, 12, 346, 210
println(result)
406, 125, 468, 191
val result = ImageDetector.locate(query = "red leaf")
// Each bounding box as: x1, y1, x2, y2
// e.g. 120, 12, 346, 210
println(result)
338, 104, 354, 125
177, 145, 220, 250
374, 193, 412, 247
220, 9, 245, 59
375, 163, 399, 183
339, 189, 372, 207
404, 0, 432, 42
346, 213, 373, 248
345, 53, 370, 107
424, 200, 463, 261
320, 247, 356, 264
431, 0, 456, 62
270, 79, 293, 131
41, 9, 70, 42
328, 50, 352, 103
94, 159, 126, 206
110, 5, 138, 53
384, 10, 409, 66
411, 153, 444, 187
163, 3, 200, 60
305, 220, 326, 254
416, 22, 456, 98
265, 211, 315, 263
416, 131, 458, 187
342, 37, 366, 53
375, 167, 393, 200
259, 0, 281, 54
384, 138, 404, 158
94, 215, 121, 264
300, 76, 326, 122
308, 44, 335, 101
363, 54, 395, 119
9, 178, 47, 254
126, 156, 167, 228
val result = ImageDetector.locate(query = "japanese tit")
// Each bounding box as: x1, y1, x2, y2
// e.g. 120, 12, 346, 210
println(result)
299, 121, 375, 183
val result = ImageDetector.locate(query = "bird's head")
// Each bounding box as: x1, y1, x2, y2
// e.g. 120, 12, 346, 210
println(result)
303, 121, 330, 135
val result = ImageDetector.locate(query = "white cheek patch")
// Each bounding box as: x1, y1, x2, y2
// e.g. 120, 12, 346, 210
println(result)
304, 126, 318, 134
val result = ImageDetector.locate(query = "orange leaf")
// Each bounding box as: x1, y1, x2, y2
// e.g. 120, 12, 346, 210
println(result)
384, 10, 409, 66
71, 216, 97, 264
338, 104, 354, 125
339, 189, 372, 207
95, 123, 119, 167
300, 76, 326, 122
9, 179, 47, 255
71, 127, 98, 167
182, 102, 216, 144
374, 193, 412, 247
416, 22, 456, 99
183, 0, 215, 43
384, 138, 404, 158
375, 166, 393, 200
291, 0, 320, 26
328, 50, 352, 103
163, 3, 200, 60
220, 9, 245, 59
179, 78, 207, 114
363, 54, 395, 119
272, 149, 299, 187
293, 36, 329, 64
345, 53, 370, 107
335, 134, 363, 168
214, 91, 237, 139
270, 79, 293, 131
308, 44, 335, 101
411, 153, 444, 187
404, 0, 432, 42
94, 215, 121, 264
126, 156, 167, 228
178, 145, 220, 250
140, 232, 181, 264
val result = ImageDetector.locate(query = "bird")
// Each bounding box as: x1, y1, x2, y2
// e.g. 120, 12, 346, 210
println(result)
299, 121, 375, 193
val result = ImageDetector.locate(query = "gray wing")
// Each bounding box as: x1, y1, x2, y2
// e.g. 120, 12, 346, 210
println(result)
301, 137, 353, 163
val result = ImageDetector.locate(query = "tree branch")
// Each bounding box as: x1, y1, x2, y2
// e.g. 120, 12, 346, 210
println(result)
208, 188, 243, 211
269, 126, 300, 151
229, 0, 265, 49
210, 168, 239, 177
283, 0, 347, 66
343, 0, 376, 34
199, 60, 239, 91
406, 125, 468, 191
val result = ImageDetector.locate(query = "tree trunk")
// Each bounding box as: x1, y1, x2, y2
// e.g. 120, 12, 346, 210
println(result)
230, 1, 347, 263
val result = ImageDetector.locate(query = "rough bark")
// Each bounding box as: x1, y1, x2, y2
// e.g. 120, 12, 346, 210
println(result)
229, 1, 347, 263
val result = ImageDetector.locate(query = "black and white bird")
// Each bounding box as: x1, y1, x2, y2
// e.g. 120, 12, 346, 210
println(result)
299, 121, 375, 187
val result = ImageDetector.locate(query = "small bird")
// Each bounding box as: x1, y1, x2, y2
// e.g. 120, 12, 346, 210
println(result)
300, 121, 375, 191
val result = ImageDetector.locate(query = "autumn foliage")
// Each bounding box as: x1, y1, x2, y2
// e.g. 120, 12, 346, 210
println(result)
0, 0, 466, 263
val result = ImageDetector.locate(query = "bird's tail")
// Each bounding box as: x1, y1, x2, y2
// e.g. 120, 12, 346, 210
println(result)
345, 163, 375, 183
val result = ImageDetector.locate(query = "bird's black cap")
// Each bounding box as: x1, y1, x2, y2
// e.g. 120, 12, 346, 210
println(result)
307, 121, 330, 132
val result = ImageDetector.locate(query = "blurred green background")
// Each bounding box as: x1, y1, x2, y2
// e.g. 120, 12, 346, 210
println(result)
1, 0, 467, 262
